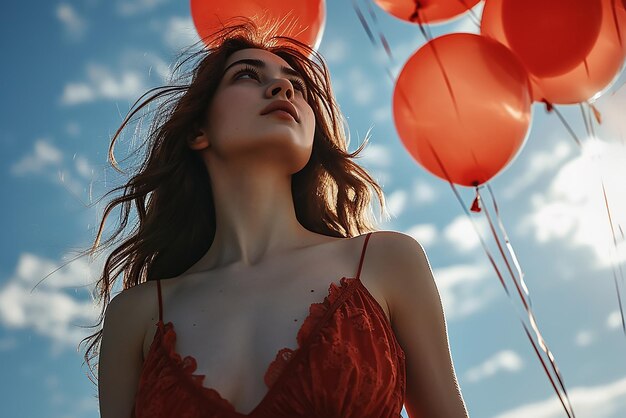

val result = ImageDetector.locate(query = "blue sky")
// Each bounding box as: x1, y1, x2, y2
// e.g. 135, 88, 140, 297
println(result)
2, 1, 626, 417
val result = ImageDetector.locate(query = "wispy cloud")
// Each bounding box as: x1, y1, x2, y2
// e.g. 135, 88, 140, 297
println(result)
502, 140, 573, 199
493, 376, 626, 418
607, 310, 624, 330
56, 3, 88, 41
385, 189, 408, 218
9, 138, 97, 204
411, 178, 438, 205
58, 49, 172, 107
59, 63, 147, 106
0, 252, 104, 356
9, 139, 63, 176
320, 37, 349, 65
359, 142, 393, 167
518, 139, 626, 269
346, 67, 375, 106
443, 215, 489, 254
158, 16, 201, 53
432, 263, 495, 321
405, 223, 438, 246
116, 0, 169, 17
463, 349, 524, 383
574, 329, 595, 347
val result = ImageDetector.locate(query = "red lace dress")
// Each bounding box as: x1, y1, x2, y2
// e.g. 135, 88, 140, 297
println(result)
133, 232, 406, 418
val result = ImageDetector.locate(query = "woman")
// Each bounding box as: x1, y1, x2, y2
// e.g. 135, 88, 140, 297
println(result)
86, 17, 469, 418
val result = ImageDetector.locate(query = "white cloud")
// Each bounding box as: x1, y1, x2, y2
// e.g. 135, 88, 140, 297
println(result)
464, 349, 524, 383
607, 310, 624, 330
386, 189, 408, 218
116, 0, 169, 16
574, 329, 595, 347
60, 63, 147, 106
347, 67, 375, 106
443, 215, 488, 253
9, 139, 97, 205
518, 138, 626, 269
56, 3, 87, 41
321, 38, 348, 65
493, 376, 626, 418
412, 178, 438, 205
354, 142, 394, 188
405, 223, 437, 246
359, 143, 393, 168
159, 16, 201, 53
58, 50, 171, 109
9, 139, 63, 176
371, 105, 391, 124
502, 140, 573, 199
60, 83, 95, 105
432, 263, 495, 320
0, 252, 105, 356
74, 155, 94, 179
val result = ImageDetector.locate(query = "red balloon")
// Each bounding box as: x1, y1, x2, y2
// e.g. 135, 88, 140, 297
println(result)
190, 0, 326, 50
501, 0, 603, 78
374, 0, 480, 25
482, 0, 626, 104
392, 33, 532, 187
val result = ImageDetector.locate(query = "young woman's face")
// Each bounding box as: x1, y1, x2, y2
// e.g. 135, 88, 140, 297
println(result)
200, 48, 316, 172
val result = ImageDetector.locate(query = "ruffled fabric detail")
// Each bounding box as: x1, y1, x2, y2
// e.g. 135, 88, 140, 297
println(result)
134, 319, 238, 418
134, 275, 406, 418
264, 276, 355, 388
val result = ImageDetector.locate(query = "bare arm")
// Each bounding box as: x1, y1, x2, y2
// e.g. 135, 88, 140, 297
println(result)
380, 232, 470, 418
98, 286, 146, 418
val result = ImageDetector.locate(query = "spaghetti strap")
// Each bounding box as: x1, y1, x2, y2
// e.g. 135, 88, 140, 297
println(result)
156, 279, 163, 323
355, 232, 373, 281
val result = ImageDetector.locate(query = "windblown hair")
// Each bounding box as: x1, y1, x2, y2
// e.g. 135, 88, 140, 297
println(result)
77, 17, 388, 386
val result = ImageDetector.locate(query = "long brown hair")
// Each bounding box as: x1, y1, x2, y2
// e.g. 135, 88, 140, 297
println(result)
77, 17, 388, 386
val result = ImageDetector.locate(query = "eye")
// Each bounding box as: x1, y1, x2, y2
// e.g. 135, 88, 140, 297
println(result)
233, 67, 259, 80
290, 78, 307, 96
232, 66, 308, 98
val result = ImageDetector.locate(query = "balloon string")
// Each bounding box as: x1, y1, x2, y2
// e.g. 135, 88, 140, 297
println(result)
350, 3, 577, 415
476, 187, 577, 418
457, 0, 482, 29
542, 100, 583, 147
580, 102, 626, 335
427, 138, 576, 418
478, 186, 531, 311
350, 0, 397, 83
363, 0, 396, 65
485, 183, 533, 309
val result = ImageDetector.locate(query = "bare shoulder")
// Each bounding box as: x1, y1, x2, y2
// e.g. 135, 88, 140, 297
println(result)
365, 230, 425, 271
106, 280, 160, 344
99, 280, 160, 416
364, 230, 430, 322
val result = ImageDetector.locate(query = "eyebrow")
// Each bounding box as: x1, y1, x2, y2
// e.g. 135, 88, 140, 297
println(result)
222, 58, 304, 82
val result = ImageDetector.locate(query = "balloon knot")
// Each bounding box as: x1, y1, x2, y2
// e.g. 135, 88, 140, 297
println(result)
471, 187, 481, 212
541, 99, 553, 113
409, 1, 421, 22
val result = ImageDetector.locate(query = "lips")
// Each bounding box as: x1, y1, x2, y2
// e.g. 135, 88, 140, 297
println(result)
260, 100, 299, 122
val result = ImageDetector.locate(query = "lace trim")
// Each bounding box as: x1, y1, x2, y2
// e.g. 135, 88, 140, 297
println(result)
156, 320, 237, 412
153, 276, 357, 412
264, 276, 356, 387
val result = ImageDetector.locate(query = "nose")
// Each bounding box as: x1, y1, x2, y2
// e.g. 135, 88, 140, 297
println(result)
265, 78, 294, 100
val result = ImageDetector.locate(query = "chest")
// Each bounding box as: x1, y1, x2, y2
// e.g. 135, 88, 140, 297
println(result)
141, 254, 390, 414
